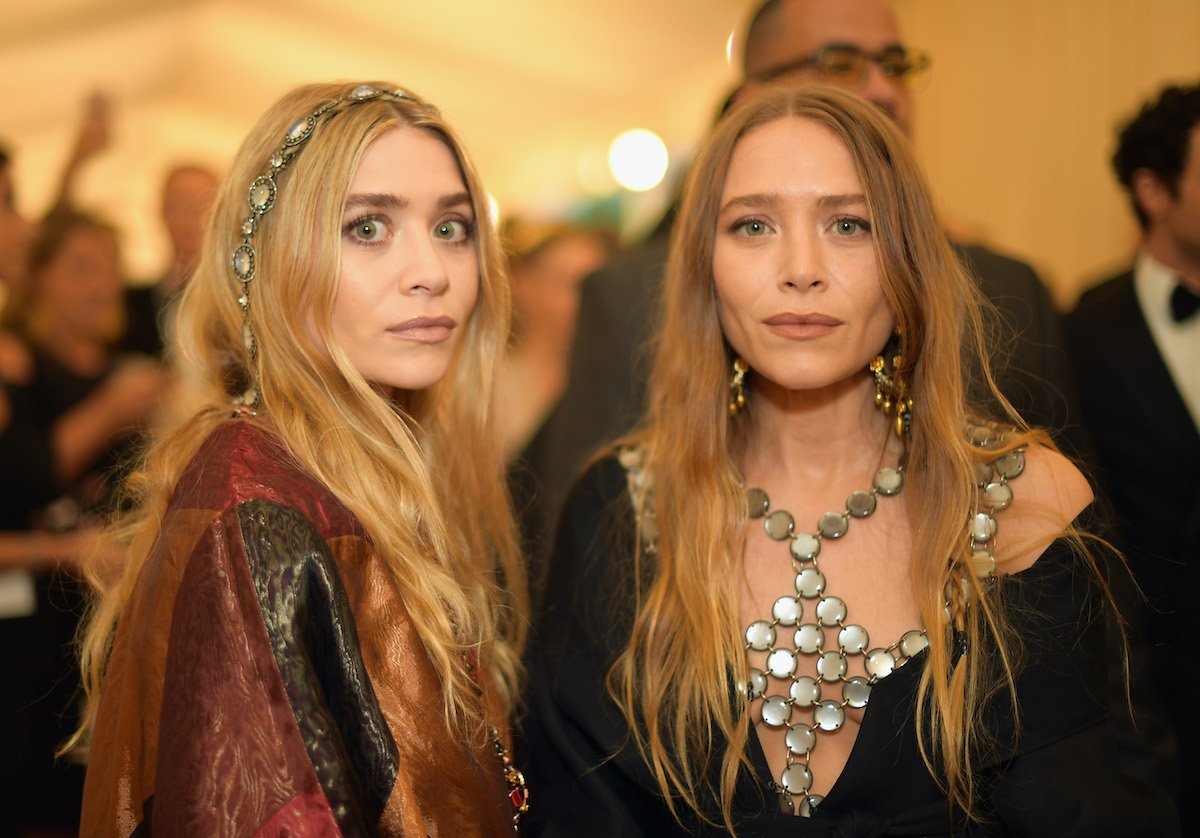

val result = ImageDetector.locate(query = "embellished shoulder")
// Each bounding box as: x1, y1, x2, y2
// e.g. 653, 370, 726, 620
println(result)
963, 420, 1029, 580
616, 445, 658, 556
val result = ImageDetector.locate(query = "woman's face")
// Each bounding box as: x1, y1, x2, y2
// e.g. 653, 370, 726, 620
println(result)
332, 126, 480, 394
35, 223, 125, 343
712, 116, 894, 395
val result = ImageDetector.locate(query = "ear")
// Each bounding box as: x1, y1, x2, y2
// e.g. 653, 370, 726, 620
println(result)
1131, 168, 1172, 222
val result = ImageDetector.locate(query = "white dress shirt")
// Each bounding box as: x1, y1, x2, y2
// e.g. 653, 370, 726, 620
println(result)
1134, 251, 1200, 433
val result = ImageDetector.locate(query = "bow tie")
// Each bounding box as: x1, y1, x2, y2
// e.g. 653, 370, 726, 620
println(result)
1171, 283, 1200, 322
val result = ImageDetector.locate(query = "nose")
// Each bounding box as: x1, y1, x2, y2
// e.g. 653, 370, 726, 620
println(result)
401, 229, 450, 296
779, 227, 826, 292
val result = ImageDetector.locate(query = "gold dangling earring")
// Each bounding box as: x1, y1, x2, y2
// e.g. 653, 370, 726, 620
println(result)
728, 357, 748, 416
869, 333, 912, 438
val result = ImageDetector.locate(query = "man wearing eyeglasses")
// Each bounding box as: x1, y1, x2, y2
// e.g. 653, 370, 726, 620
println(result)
530, 0, 1086, 584
738, 0, 923, 131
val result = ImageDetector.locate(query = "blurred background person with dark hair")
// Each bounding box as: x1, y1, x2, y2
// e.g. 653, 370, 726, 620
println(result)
499, 220, 614, 461
0, 98, 170, 833
1065, 81, 1200, 824
122, 163, 219, 358
499, 219, 614, 570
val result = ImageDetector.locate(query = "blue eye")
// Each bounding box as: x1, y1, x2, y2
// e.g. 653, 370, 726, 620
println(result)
433, 218, 471, 242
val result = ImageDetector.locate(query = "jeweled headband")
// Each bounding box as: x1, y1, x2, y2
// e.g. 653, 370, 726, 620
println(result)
230, 83, 421, 405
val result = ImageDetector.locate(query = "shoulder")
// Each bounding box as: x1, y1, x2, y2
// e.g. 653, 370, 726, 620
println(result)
1066, 270, 1135, 324
955, 241, 1045, 293
553, 453, 634, 564
538, 452, 638, 629
995, 443, 1094, 573
172, 419, 360, 539
562, 451, 632, 515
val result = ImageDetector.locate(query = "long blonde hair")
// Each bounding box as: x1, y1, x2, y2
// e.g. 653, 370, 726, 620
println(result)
75, 81, 526, 748
609, 86, 1086, 829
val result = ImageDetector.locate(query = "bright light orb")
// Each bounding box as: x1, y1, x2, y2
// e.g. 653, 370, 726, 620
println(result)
608, 129, 669, 192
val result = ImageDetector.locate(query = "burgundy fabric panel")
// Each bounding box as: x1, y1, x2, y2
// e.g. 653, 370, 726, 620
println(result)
80, 506, 221, 836
153, 506, 330, 836
172, 421, 364, 541
254, 785, 342, 837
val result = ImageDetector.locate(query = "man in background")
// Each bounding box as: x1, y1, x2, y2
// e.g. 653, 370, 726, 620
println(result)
123, 163, 218, 357
1065, 83, 1200, 823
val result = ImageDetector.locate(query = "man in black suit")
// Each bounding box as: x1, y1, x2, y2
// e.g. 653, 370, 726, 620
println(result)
529, 0, 1083, 566
1065, 83, 1200, 820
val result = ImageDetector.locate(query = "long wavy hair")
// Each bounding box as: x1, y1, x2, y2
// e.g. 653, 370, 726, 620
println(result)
609, 86, 1104, 829
75, 81, 526, 748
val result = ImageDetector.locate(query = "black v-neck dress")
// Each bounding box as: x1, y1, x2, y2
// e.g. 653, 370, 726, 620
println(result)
520, 457, 1178, 837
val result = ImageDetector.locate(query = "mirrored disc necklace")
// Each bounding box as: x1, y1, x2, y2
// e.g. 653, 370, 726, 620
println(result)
619, 432, 1025, 819
740, 463, 916, 816
742, 433, 1027, 817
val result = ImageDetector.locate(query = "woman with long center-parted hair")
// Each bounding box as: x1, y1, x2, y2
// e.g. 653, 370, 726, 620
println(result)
523, 86, 1177, 836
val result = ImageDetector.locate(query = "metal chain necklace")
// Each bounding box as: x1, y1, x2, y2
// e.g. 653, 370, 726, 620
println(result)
741, 431, 1027, 817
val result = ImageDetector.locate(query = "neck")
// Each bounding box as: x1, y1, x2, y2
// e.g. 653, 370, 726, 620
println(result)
1143, 228, 1200, 293
739, 373, 901, 488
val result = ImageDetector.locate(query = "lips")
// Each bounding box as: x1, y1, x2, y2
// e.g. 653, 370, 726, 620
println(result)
763, 312, 842, 340
387, 315, 457, 343
763, 312, 843, 327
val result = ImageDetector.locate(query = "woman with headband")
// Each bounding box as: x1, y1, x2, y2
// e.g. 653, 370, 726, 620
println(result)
76, 82, 528, 835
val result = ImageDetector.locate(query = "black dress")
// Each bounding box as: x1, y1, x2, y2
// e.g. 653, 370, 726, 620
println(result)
521, 457, 1179, 837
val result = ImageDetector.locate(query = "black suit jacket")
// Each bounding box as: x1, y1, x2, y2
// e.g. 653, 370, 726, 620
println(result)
1064, 269, 1200, 816
1065, 270, 1200, 583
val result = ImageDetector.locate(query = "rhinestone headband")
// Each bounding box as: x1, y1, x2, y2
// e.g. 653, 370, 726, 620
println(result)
229, 83, 416, 405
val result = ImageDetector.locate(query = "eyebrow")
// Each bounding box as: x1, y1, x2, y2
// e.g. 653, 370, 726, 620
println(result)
822, 41, 906, 54
342, 191, 473, 213
718, 192, 868, 214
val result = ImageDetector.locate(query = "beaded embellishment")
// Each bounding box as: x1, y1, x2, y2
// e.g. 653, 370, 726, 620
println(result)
464, 651, 530, 829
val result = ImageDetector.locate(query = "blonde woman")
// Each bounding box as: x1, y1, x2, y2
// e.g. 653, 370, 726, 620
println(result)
523, 87, 1176, 836
77, 82, 527, 835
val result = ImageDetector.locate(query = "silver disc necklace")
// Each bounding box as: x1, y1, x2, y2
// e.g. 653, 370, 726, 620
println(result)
741, 462, 921, 816
742, 430, 1026, 817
